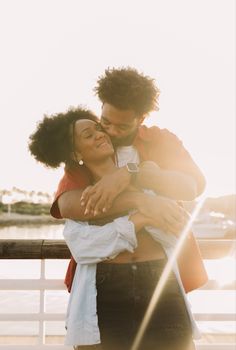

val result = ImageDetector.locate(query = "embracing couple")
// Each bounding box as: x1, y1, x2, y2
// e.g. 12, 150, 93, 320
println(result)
29, 67, 208, 350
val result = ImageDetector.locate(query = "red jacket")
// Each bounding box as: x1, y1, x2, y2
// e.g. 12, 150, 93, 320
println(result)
51, 125, 208, 293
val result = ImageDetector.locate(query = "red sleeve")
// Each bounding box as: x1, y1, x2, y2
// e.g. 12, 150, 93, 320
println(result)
64, 257, 77, 293
136, 126, 206, 195
177, 232, 208, 292
50, 166, 92, 218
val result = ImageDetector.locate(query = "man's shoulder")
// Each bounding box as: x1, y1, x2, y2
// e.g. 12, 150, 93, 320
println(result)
57, 166, 92, 192
50, 166, 92, 219
64, 165, 87, 178
138, 125, 181, 144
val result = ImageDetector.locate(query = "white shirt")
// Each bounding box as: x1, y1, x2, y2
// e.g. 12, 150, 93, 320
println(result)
115, 145, 140, 167
63, 216, 137, 346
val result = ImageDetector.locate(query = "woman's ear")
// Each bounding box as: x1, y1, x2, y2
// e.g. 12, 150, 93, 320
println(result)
75, 152, 84, 166
71, 150, 82, 163
138, 115, 146, 125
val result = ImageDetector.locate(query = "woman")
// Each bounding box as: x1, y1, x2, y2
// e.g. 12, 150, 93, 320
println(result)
29, 107, 200, 350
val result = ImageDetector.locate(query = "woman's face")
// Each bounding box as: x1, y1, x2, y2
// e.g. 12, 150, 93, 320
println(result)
72, 119, 114, 163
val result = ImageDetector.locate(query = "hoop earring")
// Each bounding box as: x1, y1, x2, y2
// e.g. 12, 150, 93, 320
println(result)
78, 159, 83, 166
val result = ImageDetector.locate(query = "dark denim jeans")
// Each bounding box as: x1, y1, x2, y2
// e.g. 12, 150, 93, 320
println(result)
76, 259, 195, 350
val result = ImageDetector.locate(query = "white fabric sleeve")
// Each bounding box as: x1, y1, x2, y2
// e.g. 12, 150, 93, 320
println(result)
63, 216, 137, 264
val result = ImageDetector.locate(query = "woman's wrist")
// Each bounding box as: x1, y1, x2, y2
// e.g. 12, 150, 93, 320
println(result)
119, 166, 132, 187
129, 212, 149, 232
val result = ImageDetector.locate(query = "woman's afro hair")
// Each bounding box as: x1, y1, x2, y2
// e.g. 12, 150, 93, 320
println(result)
28, 107, 98, 168
95, 67, 160, 116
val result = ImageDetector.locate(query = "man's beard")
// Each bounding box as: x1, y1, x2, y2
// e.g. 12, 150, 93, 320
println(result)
110, 129, 138, 148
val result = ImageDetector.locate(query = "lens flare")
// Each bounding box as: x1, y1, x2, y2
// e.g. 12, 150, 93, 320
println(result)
131, 198, 206, 350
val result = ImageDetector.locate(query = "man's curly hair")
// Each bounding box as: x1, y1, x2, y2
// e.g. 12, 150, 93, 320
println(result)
28, 107, 98, 168
95, 67, 160, 116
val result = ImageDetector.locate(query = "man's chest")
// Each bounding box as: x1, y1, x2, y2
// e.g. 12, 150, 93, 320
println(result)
115, 145, 140, 167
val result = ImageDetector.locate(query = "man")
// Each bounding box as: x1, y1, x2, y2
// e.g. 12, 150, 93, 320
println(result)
47, 67, 208, 350
51, 67, 207, 293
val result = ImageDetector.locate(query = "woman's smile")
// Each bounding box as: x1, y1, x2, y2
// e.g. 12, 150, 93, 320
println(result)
97, 139, 111, 148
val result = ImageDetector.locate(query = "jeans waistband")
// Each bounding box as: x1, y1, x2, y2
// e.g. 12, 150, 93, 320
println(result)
97, 258, 167, 273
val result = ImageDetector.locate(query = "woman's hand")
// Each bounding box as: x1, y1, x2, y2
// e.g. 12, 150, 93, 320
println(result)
81, 167, 132, 216
128, 212, 151, 232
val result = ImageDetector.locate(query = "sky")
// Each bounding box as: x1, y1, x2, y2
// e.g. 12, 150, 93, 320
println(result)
0, 0, 235, 198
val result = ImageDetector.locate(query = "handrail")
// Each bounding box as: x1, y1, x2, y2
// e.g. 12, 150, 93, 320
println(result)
0, 239, 71, 259
0, 238, 235, 259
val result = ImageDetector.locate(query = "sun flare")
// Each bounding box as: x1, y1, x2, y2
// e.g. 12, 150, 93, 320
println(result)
214, 257, 236, 287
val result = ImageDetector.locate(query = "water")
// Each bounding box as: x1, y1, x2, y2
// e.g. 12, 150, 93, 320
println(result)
0, 223, 65, 240
0, 224, 235, 339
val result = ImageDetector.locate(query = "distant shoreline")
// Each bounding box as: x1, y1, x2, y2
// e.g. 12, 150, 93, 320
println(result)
0, 213, 65, 227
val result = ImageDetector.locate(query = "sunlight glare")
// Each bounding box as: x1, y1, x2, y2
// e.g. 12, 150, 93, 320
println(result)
131, 198, 206, 350
215, 257, 236, 287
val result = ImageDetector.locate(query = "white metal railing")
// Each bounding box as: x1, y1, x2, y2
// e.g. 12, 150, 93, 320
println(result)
0, 239, 235, 350
0, 258, 70, 350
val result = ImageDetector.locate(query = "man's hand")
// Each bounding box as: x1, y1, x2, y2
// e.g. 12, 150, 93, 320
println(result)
81, 167, 131, 216
137, 195, 190, 236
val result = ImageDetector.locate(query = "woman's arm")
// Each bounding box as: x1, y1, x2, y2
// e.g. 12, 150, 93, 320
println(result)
63, 212, 150, 265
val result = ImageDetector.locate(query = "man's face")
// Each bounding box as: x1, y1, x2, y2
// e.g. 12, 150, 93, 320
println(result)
100, 103, 143, 147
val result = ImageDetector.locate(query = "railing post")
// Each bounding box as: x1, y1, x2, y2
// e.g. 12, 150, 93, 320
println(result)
38, 260, 45, 345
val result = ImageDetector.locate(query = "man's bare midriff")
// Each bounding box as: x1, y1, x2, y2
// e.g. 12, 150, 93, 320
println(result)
103, 230, 166, 264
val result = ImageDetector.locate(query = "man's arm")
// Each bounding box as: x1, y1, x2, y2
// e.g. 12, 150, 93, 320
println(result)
58, 188, 140, 220
58, 188, 189, 236
76, 128, 206, 213
136, 161, 198, 200
74, 164, 201, 217
136, 126, 206, 198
